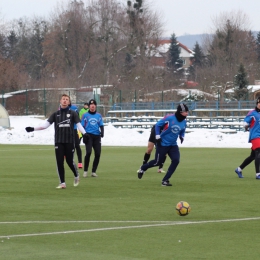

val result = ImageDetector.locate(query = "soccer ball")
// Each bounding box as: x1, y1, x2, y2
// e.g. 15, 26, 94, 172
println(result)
176, 201, 191, 216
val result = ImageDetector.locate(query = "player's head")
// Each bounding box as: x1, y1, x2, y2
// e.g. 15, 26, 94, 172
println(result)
88, 99, 97, 112
60, 94, 71, 108
89, 99, 97, 106
175, 103, 189, 122
177, 103, 189, 113
84, 102, 89, 109
255, 97, 260, 112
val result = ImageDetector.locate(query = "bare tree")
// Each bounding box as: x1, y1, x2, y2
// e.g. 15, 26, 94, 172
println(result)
200, 11, 258, 101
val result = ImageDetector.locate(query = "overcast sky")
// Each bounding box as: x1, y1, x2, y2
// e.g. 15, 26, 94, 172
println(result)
0, 0, 259, 37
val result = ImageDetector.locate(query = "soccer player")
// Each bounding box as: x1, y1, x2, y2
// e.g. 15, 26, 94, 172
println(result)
25, 94, 88, 189
140, 124, 167, 173
79, 102, 89, 119
137, 103, 189, 186
241, 97, 260, 179
81, 99, 104, 177
69, 103, 83, 169
235, 149, 255, 178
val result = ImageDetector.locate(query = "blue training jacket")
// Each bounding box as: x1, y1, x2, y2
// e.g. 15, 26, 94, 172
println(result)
155, 114, 186, 146
70, 105, 79, 130
81, 112, 104, 136
244, 109, 260, 142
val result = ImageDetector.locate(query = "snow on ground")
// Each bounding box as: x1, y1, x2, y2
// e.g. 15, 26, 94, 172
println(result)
0, 116, 251, 148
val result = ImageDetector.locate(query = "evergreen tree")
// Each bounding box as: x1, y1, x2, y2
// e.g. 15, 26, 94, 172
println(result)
234, 63, 249, 100
28, 20, 48, 79
192, 42, 205, 67
256, 31, 260, 62
0, 33, 6, 57
186, 65, 195, 81
167, 33, 183, 72
6, 30, 18, 61
187, 41, 205, 81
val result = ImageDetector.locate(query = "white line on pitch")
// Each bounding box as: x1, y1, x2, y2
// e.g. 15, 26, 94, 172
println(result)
0, 220, 173, 224
0, 217, 260, 239
0, 148, 53, 152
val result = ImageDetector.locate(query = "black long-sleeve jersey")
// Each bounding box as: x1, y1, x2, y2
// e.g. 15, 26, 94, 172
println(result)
48, 107, 81, 143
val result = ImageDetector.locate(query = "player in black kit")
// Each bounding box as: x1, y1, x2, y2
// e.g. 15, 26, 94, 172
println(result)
25, 94, 88, 189
140, 125, 167, 173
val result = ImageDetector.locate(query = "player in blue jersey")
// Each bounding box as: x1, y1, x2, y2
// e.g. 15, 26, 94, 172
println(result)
137, 103, 189, 186
81, 99, 104, 177
240, 98, 260, 179
69, 103, 83, 169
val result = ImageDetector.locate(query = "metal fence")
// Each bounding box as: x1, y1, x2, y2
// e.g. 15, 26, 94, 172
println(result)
0, 88, 256, 117
110, 101, 256, 110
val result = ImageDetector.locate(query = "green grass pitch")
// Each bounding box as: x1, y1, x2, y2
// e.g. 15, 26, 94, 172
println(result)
0, 145, 260, 259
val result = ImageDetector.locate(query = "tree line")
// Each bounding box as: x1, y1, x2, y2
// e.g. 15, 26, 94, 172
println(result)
0, 0, 260, 103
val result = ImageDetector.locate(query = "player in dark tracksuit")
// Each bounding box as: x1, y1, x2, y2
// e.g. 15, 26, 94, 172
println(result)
81, 99, 104, 177
25, 94, 88, 189
137, 103, 189, 186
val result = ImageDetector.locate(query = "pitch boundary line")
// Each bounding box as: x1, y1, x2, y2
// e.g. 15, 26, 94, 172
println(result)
0, 217, 260, 239
0, 148, 54, 152
0, 220, 172, 224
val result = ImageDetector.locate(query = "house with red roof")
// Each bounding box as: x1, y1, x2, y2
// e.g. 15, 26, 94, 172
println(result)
149, 39, 195, 69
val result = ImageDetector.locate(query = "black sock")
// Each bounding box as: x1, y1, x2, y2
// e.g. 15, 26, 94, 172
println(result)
143, 153, 150, 165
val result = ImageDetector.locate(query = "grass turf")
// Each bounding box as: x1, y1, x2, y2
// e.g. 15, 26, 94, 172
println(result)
0, 145, 259, 259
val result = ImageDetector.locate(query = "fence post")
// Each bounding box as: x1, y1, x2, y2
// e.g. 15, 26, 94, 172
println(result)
25, 89, 28, 115
44, 88, 46, 117
161, 91, 164, 105
2, 90, 4, 106
135, 89, 137, 103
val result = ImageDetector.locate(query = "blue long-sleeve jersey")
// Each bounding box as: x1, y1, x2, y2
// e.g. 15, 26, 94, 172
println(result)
81, 112, 104, 136
155, 114, 186, 146
244, 109, 260, 142
70, 104, 79, 130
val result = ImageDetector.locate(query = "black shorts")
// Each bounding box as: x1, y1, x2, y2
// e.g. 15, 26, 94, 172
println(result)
148, 125, 156, 144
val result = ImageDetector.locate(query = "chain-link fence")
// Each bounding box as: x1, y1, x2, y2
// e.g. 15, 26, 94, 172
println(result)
0, 87, 256, 117
0, 87, 176, 117
0, 88, 108, 117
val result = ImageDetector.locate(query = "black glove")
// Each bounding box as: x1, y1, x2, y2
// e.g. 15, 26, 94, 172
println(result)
83, 133, 89, 144
100, 126, 104, 138
244, 125, 249, 132
179, 136, 184, 144
25, 127, 34, 132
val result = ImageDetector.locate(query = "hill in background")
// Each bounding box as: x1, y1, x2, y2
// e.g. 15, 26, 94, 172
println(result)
175, 31, 258, 50
176, 34, 206, 49
162, 34, 206, 49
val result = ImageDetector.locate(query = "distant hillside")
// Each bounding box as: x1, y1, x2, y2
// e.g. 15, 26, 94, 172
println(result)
176, 31, 259, 50
176, 34, 206, 49
161, 34, 206, 49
